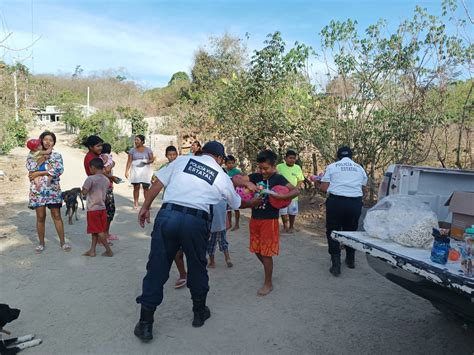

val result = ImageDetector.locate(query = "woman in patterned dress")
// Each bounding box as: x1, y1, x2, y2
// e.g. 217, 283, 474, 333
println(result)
26, 131, 70, 253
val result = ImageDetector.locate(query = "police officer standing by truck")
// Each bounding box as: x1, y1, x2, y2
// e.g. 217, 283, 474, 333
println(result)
315, 146, 368, 277
134, 141, 260, 342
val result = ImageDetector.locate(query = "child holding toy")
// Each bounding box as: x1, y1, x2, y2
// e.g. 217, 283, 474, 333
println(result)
233, 149, 299, 296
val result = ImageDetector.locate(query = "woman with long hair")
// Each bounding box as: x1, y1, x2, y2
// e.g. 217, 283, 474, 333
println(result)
26, 131, 70, 253
83, 135, 118, 241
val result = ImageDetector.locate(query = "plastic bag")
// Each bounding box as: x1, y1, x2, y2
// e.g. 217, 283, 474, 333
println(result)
364, 195, 438, 249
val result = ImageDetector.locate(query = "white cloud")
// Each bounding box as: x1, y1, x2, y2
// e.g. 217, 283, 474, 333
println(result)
1, 4, 208, 86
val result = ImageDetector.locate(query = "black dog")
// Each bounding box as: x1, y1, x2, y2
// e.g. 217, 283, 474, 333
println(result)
0, 304, 42, 354
61, 188, 84, 225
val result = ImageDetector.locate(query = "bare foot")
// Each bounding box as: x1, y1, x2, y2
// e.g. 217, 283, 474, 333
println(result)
82, 250, 96, 257
231, 225, 239, 231
226, 259, 233, 268
102, 250, 114, 257
257, 285, 273, 296
208, 263, 216, 269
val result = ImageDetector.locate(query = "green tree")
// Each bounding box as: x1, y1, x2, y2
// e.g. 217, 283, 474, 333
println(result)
315, 2, 473, 199
213, 32, 315, 165
172, 33, 248, 141
72, 65, 83, 78
0, 117, 28, 153
168, 71, 190, 85
78, 111, 130, 152
118, 106, 148, 135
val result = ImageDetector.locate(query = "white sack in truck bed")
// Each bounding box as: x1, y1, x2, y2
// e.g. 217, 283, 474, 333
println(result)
364, 195, 438, 249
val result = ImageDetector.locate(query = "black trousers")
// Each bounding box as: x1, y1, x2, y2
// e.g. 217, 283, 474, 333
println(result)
136, 205, 211, 309
325, 194, 362, 256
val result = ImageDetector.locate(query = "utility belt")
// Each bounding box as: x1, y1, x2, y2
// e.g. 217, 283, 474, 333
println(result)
328, 194, 362, 201
161, 203, 211, 221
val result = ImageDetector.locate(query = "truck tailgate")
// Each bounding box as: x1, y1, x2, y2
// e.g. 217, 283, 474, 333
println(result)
332, 231, 474, 297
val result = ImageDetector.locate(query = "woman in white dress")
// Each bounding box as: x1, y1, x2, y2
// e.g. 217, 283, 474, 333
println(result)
125, 135, 155, 209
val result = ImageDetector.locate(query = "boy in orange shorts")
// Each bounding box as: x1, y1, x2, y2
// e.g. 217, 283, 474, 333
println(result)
233, 150, 299, 296
82, 158, 114, 257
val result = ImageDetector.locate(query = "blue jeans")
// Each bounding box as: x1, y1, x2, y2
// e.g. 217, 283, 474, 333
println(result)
207, 230, 228, 256
136, 207, 211, 309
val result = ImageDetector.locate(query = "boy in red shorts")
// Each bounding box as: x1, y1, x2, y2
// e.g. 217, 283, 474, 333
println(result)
233, 150, 299, 296
82, 158, 114, 257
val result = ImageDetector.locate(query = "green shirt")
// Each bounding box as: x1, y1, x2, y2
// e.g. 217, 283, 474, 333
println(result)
227, 167, 242, 178
159, 162, 169, 170
276, 163, 304, 201
158, 162, 170, 197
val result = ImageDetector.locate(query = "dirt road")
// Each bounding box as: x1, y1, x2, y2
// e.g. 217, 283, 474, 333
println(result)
1, 125, 473, 354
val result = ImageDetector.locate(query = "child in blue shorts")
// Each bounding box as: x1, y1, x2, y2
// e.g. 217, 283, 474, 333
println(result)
208, 200, 233, 268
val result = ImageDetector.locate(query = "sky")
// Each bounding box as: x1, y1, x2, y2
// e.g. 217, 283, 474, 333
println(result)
0, 0, 457, 88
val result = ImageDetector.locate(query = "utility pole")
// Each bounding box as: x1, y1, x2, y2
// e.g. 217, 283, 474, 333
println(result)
13, 65, 19, 122
86, 86, 90, 118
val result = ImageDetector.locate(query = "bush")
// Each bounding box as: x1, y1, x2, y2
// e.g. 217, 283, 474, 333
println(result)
78, 111, 131, 153
62, 106, 83, 134
0, 117, 28, 154
117, 106, 148, 135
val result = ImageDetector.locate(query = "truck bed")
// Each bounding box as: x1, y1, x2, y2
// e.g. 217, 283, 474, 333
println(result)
332, 231, 474, 297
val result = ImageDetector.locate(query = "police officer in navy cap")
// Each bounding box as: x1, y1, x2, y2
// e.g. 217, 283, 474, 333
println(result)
316, 146, 368, 276
134, 140, 260, 341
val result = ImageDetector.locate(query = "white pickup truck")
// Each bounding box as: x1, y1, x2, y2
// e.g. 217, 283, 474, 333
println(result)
331, 165, 474, 322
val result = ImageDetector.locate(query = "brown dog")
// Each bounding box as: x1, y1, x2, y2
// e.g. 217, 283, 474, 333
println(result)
62, 188, 84, 225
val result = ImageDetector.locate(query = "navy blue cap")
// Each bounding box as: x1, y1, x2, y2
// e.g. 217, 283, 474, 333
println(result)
337, 146, 352, 159
202, 141, 226, 158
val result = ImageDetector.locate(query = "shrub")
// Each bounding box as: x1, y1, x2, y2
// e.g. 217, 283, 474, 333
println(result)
78, 111, 131, 153
0, 117, 28, 154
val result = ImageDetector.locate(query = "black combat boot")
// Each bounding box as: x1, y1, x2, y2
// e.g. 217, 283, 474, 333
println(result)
329, 255, 341, 277
192, 297, 211, 328
134, 305, 155, 341
345, 249, 355, 269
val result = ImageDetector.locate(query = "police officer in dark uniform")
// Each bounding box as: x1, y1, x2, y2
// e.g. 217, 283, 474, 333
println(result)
134, 141, 259, 341
317, 147, 368, 276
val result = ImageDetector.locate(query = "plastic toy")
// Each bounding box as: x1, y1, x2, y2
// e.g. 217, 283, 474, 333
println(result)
268, 185, 292, 209
448, 248, 460, 262
236, 187, 255, 202
309, 173, 324, 182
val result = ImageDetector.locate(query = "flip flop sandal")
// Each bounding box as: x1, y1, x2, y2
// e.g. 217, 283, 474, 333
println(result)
35, 245, 44, 254
107, 234, 119, 241
174, 278, 187, 289
61, 243, 71, 252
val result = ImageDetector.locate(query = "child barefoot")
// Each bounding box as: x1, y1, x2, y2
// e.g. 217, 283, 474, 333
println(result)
82, 158, 113, 257
26, 138, 52, 189
233, 150, 299, 296
207, 200, 233, 268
